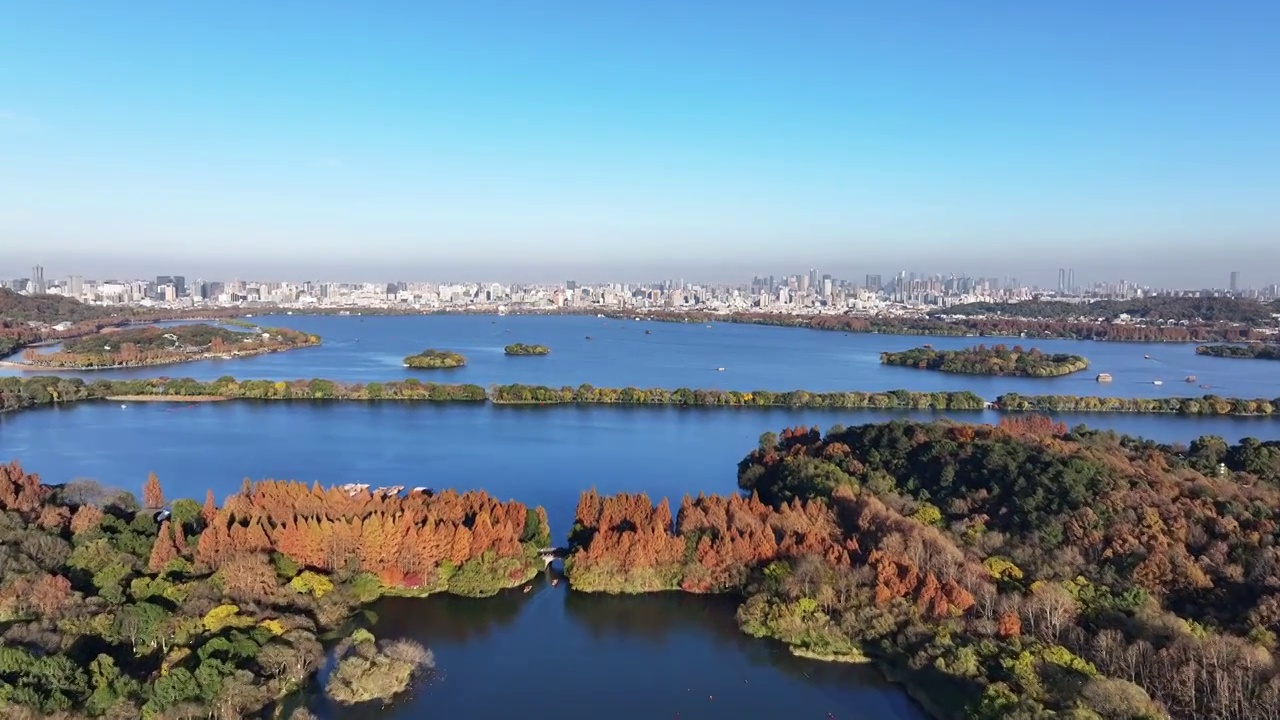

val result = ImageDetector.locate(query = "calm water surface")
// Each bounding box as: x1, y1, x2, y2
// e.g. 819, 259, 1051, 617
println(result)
5, 314, 1278, 398
4, 316, 1280, 719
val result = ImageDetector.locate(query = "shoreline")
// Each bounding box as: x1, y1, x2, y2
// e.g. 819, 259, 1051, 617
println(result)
4, 343, 318, 372
105, 395, 229, 402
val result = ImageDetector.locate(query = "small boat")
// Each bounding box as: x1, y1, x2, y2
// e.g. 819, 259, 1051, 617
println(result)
522, 586, 531, 594
922, 344, 933, 349
1153, 380, 1163, 385
1185, 375, 1197, 383
585, 335, 593, 340
120, 404, 128, 409
1144, 354, 1151, 359
716, 367, 726, 372
644, 329, 652, 335
1200, 384, 1211, 389
1095, 373, 1113, 382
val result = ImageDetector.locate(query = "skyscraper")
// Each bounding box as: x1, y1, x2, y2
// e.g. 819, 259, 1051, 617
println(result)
68, 275, 83, 298
1058, 268, 1066, 293
1230, 271, 1240, 293
1067, 269, 1075, 294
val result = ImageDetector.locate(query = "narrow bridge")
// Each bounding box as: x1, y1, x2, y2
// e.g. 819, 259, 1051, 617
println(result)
537, 547, 570, 566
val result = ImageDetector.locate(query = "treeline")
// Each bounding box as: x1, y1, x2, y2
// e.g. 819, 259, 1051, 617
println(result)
0, 460, 543, 718
725, 418, 1280, 719
200, 477, 549, 596
996, 392, 1280, 416
0, 376, 490, 412
636, 307, 1278, 342
20, 324, 319, 369
934, 296, 1280, 324
565, 490, 850, 595
490, 383, 986, 409
11, 376, 1280, 419
880, 344, 1089, 377
1196, 343, 1280, 360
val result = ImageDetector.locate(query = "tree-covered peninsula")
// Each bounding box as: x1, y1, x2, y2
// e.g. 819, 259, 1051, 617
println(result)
0, 290, 252, 360
403, 349, 466, 369
14, 324, 319, 370
1195, 343, 1280, 361
503, 343, 550, 356
564, 418, 1280, 719
0, 461, 549, 718
880, 344, 1089, 377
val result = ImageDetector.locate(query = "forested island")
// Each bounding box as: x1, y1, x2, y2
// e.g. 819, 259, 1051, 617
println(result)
0, 461, 550, 718
503, 343, 550, 356
403, 349, 466, 369
1195, 343, 1280, 361
12, 324, 320, 370
562, 418, 1280, 719
880, 344, 1089, 377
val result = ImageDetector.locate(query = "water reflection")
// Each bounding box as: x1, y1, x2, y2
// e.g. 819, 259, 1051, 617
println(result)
334, 578, 926, 720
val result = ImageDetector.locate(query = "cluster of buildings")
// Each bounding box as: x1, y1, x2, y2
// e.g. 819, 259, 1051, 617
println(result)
3, 265, 1277, 316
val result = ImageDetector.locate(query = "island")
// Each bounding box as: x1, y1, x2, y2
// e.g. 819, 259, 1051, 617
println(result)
1195, 343, 1280, 361
0, 461, 549, 717
503, 343, 550, 356
880, 343, 1089, 377
403, 349, 466, 369
12, 323, 319, 370
561, 417, 1279, 719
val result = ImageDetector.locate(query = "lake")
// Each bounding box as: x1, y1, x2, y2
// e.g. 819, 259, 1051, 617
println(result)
6, 405, 1280, 719
4, 314, 1279, 399
4, 315, 1280, 719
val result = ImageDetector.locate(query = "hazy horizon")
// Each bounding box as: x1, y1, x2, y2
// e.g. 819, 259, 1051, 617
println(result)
0, 252, 1267, 290
3, 2, 1278, 286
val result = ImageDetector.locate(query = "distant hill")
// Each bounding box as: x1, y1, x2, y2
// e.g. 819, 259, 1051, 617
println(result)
0, 288, 125, 324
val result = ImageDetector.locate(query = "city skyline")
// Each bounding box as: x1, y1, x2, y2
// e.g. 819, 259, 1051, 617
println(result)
2, 2, 1278, 274
0, 255, 1270, 294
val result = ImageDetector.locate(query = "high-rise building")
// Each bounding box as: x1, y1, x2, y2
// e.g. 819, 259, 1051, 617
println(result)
68, 275, 83, 298
865, 274, 882, 292
30, 265, 45, 294
1067, 269, 1075, 294
1230, 271, 1240, 293
1058, 268, 1066, 292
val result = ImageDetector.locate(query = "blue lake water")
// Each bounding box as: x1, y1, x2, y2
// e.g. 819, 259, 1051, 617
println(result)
5, 314, 1278, 399
3, 315, 1279, 719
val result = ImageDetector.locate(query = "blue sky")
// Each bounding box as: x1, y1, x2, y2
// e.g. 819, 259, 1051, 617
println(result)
1, 0, 1278, 284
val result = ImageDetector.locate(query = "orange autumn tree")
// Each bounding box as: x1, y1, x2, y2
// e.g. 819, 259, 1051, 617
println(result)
143, 472, 165, 509
566, 489, 852, 594
147, 520, 182, 572
195, 480, 548, 596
